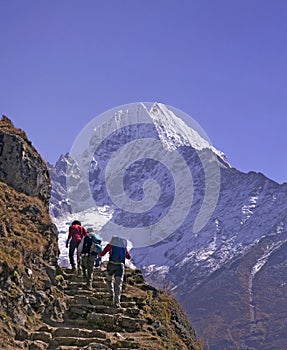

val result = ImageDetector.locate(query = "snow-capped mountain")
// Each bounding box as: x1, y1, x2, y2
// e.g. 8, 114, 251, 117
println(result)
48, 102, 287, 350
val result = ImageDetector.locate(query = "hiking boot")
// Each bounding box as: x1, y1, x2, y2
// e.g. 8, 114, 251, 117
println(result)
115, 302, 121, 308
86, 282, 92, 290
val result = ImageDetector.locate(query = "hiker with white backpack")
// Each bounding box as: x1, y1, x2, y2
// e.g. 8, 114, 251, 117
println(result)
99, 236, 131, 308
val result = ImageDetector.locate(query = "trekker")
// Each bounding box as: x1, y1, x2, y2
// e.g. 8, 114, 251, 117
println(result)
66, 220, 87, 272
99, 236, 131, 308
79, 228, 102, 289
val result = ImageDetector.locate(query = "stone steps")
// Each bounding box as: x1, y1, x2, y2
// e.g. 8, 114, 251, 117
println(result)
61, 312, 144, 333
28, 266, 150, 349
68, 297, 137, 308
51, 336, 110, 347
68, 302, 124, 315
53, 327, 107, 339
67, 280, 109, 290
55, 347, 109, 350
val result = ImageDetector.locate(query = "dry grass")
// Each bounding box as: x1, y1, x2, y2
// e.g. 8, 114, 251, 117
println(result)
0, 179, 60, 346
122, 268, 201, 349
0, 181, 55, 272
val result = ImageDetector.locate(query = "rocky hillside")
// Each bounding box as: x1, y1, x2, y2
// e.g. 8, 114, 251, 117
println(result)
24, 264, 200, 350
0, 115, 200, 349
0, 116, 59, 348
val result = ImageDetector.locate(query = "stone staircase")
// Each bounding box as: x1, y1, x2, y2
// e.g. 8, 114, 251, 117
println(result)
26, 263, 165, 350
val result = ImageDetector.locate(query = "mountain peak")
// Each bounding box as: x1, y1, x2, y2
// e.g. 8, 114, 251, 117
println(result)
87, 102, 230, 167
48, 103, 287, 348
148, 102, 230, 166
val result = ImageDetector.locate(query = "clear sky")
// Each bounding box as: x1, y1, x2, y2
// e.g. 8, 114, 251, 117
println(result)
1, 1, 287, 183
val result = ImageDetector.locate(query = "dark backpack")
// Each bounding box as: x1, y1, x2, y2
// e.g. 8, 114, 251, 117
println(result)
83, 234, 102, 256
110, 236, 127, 263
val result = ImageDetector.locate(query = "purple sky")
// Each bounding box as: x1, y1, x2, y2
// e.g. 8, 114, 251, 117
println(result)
1, 1, 287, 183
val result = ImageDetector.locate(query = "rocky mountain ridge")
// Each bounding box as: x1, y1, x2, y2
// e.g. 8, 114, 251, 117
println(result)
0, 115, 200, 349
0, 116, 51, 205
48, 103, 287, 349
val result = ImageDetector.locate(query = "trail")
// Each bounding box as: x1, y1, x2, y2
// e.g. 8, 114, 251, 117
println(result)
27, 264, 155, 349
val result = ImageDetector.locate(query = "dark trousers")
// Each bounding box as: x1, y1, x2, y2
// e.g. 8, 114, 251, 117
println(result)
69, 240, 80, 267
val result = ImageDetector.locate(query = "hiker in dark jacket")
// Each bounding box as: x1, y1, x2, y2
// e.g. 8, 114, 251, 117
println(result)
78, 228, 102, 289
66, 220, 87, 272
99, 236, 131, 308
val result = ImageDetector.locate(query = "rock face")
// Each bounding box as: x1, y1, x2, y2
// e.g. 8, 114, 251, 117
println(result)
0, 116, 59, 349
0, 116, 51, 204
0, 115, 200, 350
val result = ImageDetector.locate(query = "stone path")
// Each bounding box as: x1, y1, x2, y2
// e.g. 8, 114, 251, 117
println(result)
28, 264, 161, 350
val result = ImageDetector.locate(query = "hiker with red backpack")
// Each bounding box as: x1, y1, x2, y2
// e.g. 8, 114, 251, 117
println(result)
66, 220, 87, 272
99, 236, 131, 308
